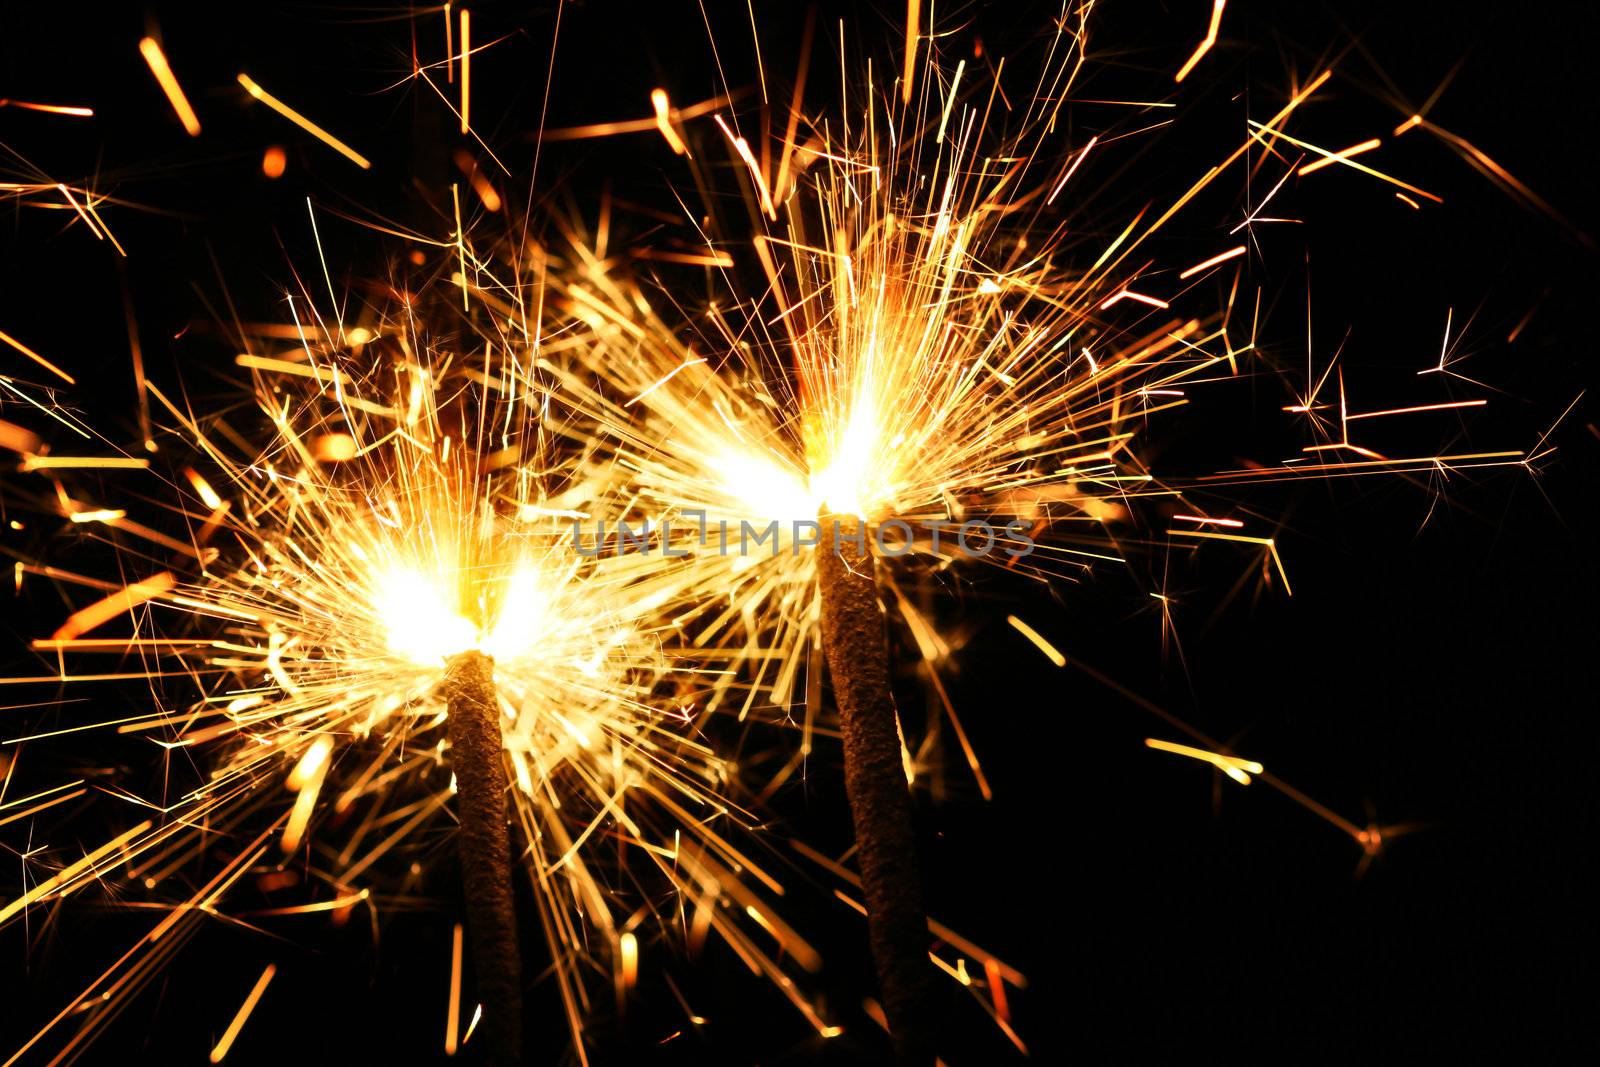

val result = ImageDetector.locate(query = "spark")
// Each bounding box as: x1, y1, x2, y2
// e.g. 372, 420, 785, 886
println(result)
1345, 399, 1487, 421
1178, 244, 1247, 279
651, 89, 690, 156
0, 326, 76, 384
0, 99, 93, 116
18, 455, 150, 472
1297, 137, 1380, 176
1175, 0, 1227, 83
1006, 616, 1066, 668
445, 923, 464, 1055
139, 37, 202, 136
1145, 737, 1263, 785
459, 7, 472, 135
903, 0, 920, 103
1100, 288, 1171, 310
237, 74, 373, 170
208, 964, 277, 1063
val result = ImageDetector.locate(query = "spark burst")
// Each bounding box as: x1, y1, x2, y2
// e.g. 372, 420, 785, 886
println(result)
2, 292, 838, 1060
1, 0, 1574, 1062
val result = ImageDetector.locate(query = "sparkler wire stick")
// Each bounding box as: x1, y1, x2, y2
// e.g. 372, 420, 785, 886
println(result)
816, 515, 935, 1063
444, 649, 523, 1065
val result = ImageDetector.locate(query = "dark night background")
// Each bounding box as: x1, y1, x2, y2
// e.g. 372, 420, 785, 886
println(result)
3, 1, 1596, 1063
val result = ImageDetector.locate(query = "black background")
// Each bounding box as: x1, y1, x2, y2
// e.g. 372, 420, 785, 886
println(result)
3, 1, 1596, 1063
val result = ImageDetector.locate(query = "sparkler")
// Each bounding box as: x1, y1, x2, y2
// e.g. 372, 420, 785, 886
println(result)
2, 1, 1575, 1061
1, 282, 850, 1059
534, 6, 1561, 1051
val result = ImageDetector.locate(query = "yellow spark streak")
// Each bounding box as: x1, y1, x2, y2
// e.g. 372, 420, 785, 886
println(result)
0, 99, 93, 116
626, 358, 708, 407
50, 572, 176, 642
1178, 244, 1246, 279
714, 115, 776, 219
1005, 616, 1065, 668
539, 92, 737, 141
902, 0, 920, 103
936, 59, 965, 145
1173, 514, 1243, 528
0, 789, 86, 830
138, 38, 202, 136
208, 964, 277, 1063
236, 74, 372, 170
0, 820, 152, 925
1345, 398, 1487, 421
445, 923, 464, 1055
19, 455, 149, 471
0, 327, 76, 385
650, 89, 689, 156
282, 736, 334, 852
1249, 122, 1442, 203
1169, 529, 1291, 594
56, 183, 105, 241
244, 889, 368, 916
459, 8, 472, 135
1394, 114, 1423, 136
1175, 0, 1227, 83
1145, 737, 1263, 784
185, 468, 225, 509
67, 509, 126, 524
1100, 289, 1170, 311
1297, 137, 1380, 176
80, 196, 126, 256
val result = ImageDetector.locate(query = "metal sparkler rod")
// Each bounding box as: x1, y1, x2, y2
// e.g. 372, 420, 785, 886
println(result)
815, 515, 936, 1065
444, 650, 524, 1066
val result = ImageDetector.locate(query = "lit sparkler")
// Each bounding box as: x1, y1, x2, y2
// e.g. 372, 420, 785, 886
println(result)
2, 289, 835, 1061
1, 1, 1571, 1061
532, 5, 1549, 1050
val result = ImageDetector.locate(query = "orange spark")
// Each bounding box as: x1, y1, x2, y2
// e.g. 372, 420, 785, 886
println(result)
903, 0, 920, 103
1178, 244, 1246, 279
620, 931, 639, 989
650, 89, 689, 156
1145, 737, 1263, 784
0, 421, 42, 455
459, 7, 472, 135
1173, 514, 1244, 528
237, 74, 372, 170
1006, 616, 1066, 668
1298, 137, 1381, 176
0, 327, 76, 384
1345, 398, 1487, 421
262, 146, 287, 179
138, 37, 202, 136
714, 115, 776, 219
1100, 289, 1170, 311
445, 924, 464, 1055
0, 99, 93, 117
19, 456, 150, 472
50, 572, 177, 642
1175, 0, 1227, 83
208, 965, 277, 1063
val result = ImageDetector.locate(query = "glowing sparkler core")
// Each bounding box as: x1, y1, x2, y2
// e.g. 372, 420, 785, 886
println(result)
377, 566, 477, 665
376, 560, 558, 669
